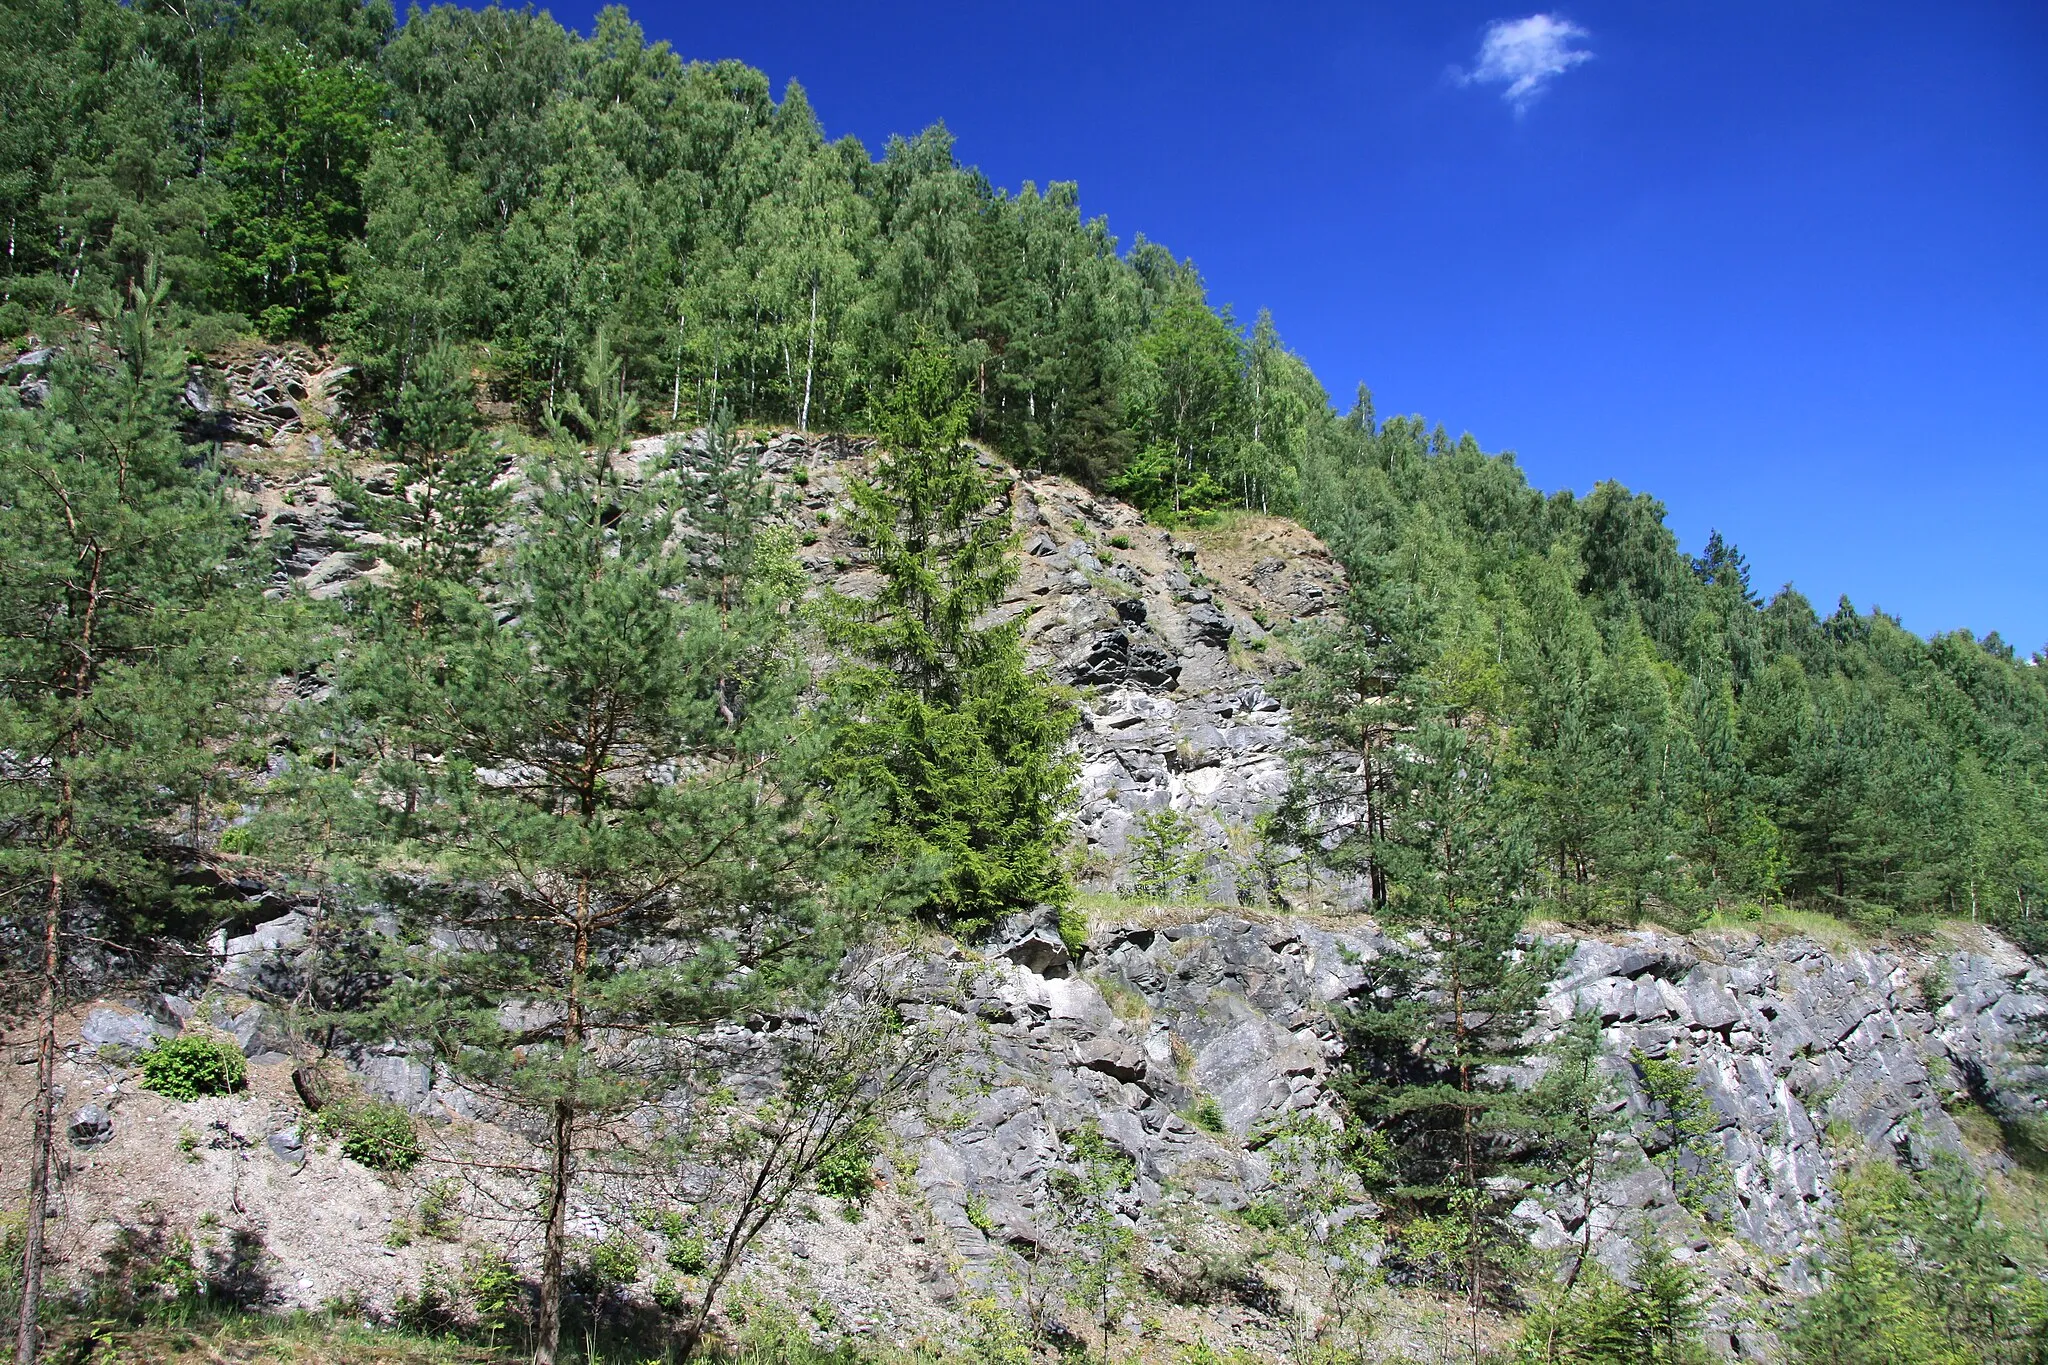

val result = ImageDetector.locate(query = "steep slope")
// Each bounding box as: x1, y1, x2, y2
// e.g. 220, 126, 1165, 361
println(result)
6, 380, 2046, 1360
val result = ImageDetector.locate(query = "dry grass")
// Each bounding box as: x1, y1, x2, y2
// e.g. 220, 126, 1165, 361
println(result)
1696, 904, 1875, 951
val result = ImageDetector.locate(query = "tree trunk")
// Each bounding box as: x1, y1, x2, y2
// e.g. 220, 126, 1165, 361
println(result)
799, 277, 817, 435
13, 850, 62, 1365
535, 892, 593, 1365
533, 1099, 573, 1365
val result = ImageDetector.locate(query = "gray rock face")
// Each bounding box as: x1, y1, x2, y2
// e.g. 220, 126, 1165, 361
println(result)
268, 1126, 306, 1168
79, 1003, 172, 1052
69, 1104, 113, 1148
113, 416, 2048, 1355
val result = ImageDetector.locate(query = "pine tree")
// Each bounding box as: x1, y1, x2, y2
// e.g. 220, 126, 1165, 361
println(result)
326, 349, 883, 1365
0, 270, 273, 1364
1333, 722, 1560, 1324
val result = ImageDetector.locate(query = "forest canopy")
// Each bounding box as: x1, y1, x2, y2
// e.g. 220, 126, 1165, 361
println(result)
1, 0, 2043, 942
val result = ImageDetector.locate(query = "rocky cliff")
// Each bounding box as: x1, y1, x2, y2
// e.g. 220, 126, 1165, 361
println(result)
8, 376, 2046, 1359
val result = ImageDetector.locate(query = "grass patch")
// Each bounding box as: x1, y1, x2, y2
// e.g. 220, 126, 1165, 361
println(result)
45, 1312, 504, 1363
1697, 903, 1873, 950
1091, 972, 1150, 1023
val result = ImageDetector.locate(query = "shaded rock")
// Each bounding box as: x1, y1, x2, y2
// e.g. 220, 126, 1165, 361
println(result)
69, 1104, 113, 1148
1074, 1037, 1147, 1083
268, 1126, 306, 1168
80, 1003, 172, 1052
998, 928, 1073, 980
1183, 601, 1233, 648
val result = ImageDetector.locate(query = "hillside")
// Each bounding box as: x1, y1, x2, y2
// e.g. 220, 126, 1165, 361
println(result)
4, 2, 2047, 1362
5, 361, 2048, 1362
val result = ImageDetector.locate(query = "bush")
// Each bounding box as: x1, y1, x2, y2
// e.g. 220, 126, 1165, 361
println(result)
184, 311, 249, 355
577, 1234, 641, 1295
1057, 904, 1090, 958
665, 1231, 708, 1275
463, 1247, 522, 1330
317, 1097, 424, 1172
1190, 1095, 1226, 1134
417, 1176, 462, 1238
815, 1125, 880, 1204
138, 1034, 247, 1101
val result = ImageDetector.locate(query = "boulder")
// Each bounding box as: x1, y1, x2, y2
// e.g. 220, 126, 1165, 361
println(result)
68, 1104, 113, 1148
80, 1003, 172, 1052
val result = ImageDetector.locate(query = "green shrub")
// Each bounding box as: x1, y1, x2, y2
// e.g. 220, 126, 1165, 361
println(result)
581, 1234, 641, 1291
815, 1125, 880, 1203
1057, 904, 1090, 958
317, 1097, 424, 1172
394, 1263, 460, 1333
652, 1272, 690, 1313
665, 1231, 708, 1275
1108, 532, 1132, 549
1237, 1198, 1287, 1232
0, 301, 30, 340
463, 1247, 522, 1329
138, 1034, 247, 1101
184, 311, 249, 355
417, 1177, 462, 1238
1190, 1095, 1226, 1135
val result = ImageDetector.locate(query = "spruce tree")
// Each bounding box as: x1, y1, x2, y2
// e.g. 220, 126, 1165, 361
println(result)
0, 272, 273, 1364
829, 342, 1074, 927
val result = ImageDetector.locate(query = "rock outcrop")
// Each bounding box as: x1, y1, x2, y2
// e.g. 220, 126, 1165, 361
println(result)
8, 390, 2045, 1358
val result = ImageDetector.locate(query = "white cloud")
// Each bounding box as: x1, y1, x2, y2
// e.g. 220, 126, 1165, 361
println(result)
1463, 14, 1593, 112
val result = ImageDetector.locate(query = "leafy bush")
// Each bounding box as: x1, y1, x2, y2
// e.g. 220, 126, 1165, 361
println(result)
316, 1097, 423, 1171
665, 1232, 708, 1275
417, 1176, 462, 1238
394, 1263, 460, 1333
463, 1247, 523, 1330
652, 1272, 690, 1313
566, 1234, 642, 1307
1057, 904, 1090, 958
815, 1125, 880, 1204
1630, 1049, 1730, 1219
138, 1034, 247, 1101
1189, 1095, 1226, 1135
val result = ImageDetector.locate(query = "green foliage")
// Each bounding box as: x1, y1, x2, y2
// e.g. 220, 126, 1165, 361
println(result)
1323, 721, 1565, 1303
1517, 1238, 1710, 1365
137, 1035, 247, 1102
10, 0, 2037, 947
580, 1234, 641, 1292
1246, 1112, 1384, 1347
316, 1096, 424, 1172
415, 1177, 461, 1238
1057, 904, 1091, 958
0, 270, 278, 1060
1127, 806, 1208, 902
664, 1232, 708, 1277
1791, 1155, 2047, 1365
216, 46, 386, 336
1189, 1095, 1226, 1134
829, 344, 1076, 927
1629, 1049, 1730, 1220
814, 1122, 880, 1204
461, 1246, 522, 1331
1047, 1123, 1140, 1358
1286, 392, 2048, 938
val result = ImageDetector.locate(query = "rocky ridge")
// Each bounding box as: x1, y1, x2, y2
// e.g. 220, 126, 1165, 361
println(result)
8, 382, 2048, 1358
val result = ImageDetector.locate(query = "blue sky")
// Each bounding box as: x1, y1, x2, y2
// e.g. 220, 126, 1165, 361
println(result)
545, 1, 2046, 648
